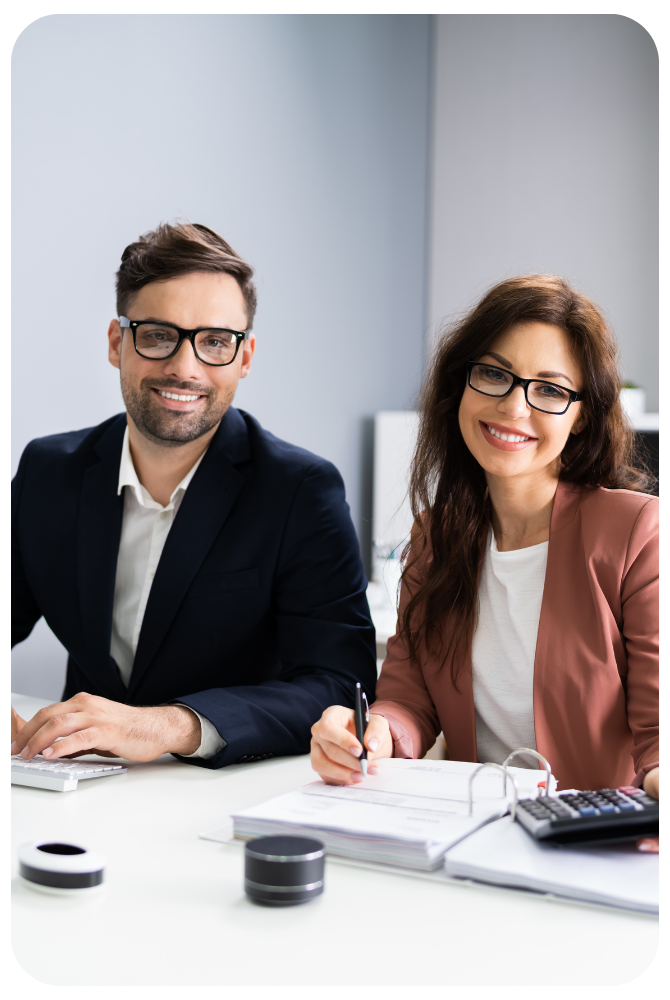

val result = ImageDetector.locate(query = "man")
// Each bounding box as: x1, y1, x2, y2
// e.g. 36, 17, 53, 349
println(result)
12, 222, 376, 767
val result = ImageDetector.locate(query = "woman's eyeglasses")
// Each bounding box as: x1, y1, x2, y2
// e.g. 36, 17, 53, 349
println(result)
466, 361, 582, 415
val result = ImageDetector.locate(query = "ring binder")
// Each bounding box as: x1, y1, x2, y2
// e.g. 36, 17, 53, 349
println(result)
502, 748, 552, 794
467, 762, 519, 821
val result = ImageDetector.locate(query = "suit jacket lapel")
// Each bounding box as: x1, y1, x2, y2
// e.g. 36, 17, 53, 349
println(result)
77, 415, 127, 697
127, 408, 250, 697
533, 478, 583, 763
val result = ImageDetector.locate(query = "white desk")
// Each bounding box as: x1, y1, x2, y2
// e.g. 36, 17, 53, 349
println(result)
12, 694, 657, 989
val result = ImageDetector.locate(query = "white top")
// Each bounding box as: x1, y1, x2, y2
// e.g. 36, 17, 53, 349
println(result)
471, 530, 549, 768
110, 427, 225, 759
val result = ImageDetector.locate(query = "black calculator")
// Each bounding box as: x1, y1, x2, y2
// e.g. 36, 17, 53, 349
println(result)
516, 786, 659, 846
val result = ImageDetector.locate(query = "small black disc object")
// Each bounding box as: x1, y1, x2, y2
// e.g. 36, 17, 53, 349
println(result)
18, 841, 106, 892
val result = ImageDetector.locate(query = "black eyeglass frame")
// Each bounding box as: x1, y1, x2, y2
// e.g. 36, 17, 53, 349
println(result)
466, 361, 583, 415
119, 316, 250, 367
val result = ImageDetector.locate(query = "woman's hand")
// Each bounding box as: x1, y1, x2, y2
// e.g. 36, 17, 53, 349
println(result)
310, 705, 393, 785
637, 767, 659, 854
642, 767, 659, 799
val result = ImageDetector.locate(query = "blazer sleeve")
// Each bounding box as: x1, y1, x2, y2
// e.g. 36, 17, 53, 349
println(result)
173, 460, 377, 768
369, 525, 442, 759
620, 498, 659, 784
11, 443, 43, 647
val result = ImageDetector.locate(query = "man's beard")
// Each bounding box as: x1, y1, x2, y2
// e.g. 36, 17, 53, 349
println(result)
120, 373, 235, 447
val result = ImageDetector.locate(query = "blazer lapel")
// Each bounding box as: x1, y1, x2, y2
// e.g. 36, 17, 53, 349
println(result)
533, 478, 583, 766
548, 478, 582, 535
127, 408, 250, 697
77, 415, 127, 697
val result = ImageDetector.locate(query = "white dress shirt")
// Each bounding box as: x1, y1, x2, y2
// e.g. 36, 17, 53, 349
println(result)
110, 427, 225, 759
471, 530, 549, 768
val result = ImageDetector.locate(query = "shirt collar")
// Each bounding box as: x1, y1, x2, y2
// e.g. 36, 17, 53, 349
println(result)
117, 425, 207, 509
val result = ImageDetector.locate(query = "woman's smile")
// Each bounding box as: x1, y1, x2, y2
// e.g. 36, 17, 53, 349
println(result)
479, 420, 538, 451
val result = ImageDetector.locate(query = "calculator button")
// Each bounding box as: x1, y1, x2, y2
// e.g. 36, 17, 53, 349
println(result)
616, 801, 638, 811
596, 803, 617, 813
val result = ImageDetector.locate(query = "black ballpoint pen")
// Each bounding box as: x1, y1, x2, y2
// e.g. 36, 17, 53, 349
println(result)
354, 682, 369, 776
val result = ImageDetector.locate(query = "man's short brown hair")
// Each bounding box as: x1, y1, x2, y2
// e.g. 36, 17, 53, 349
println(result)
116, 222, 257, 329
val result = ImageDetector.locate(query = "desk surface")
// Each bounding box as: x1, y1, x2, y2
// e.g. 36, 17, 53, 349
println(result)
12, 694, 657, 989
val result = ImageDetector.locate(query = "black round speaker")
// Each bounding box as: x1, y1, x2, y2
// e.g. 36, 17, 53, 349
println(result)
244, 835, 325, 906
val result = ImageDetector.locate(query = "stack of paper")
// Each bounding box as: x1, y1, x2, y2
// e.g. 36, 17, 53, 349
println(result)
444, 815, 659, 914
221, 758, 554, 871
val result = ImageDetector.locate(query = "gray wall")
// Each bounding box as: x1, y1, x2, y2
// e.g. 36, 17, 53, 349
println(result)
429, 14, 658, 409
11, 14, 430, 698
12, 14, 658, 700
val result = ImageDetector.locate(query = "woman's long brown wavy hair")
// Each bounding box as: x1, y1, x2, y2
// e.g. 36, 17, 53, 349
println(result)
400, 274, 653, 684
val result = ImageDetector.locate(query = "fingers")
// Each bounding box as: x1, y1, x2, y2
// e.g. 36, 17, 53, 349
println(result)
310, 706, 393, 785
310, 739, 363, 786
41, 728, 103, 760
13, 710, 94, 760
10, 694, 100, 758
317, 735, 366, 774
11, 706, 27, 742
637, 837, 659, 854
642, 767, 659, 800
311, 705, 364, 784
364, 714, 393, 761
312, 705, 360, 756
11, 698, 77, 754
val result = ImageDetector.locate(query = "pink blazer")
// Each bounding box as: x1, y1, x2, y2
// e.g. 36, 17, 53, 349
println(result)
370, 481, 659, 791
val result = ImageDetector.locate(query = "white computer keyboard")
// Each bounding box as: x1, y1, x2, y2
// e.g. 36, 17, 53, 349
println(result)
11, 755, 127, 792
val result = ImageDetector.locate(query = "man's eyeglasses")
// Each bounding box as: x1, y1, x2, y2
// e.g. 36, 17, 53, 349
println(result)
466, 361, 582, 415
119, 317, 249, 367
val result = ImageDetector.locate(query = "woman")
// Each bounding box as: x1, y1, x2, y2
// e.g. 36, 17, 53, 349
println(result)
311, 275, 659, 810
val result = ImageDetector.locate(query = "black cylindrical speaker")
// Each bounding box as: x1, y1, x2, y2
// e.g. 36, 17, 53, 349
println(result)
244, 835, 325, 906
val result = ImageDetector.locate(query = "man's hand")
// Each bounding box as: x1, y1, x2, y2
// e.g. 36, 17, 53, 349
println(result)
10, 693, 201, 762
11, 706, 27, 743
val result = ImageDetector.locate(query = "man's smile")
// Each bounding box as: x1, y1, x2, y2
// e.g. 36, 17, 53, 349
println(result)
149, 386, 208, 411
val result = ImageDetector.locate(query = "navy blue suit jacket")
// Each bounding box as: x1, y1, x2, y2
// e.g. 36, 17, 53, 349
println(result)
11, 407, 377, 767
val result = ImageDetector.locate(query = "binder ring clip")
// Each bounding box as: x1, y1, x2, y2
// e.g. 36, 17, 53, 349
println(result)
502, 748, 552, 797
467, 763, 519, 822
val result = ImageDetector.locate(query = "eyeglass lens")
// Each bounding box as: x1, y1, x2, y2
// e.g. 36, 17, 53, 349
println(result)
134, 323, 239, 364
470, 364, 571, 413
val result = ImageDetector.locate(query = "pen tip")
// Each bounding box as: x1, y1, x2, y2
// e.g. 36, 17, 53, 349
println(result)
360, 759, 368, 777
